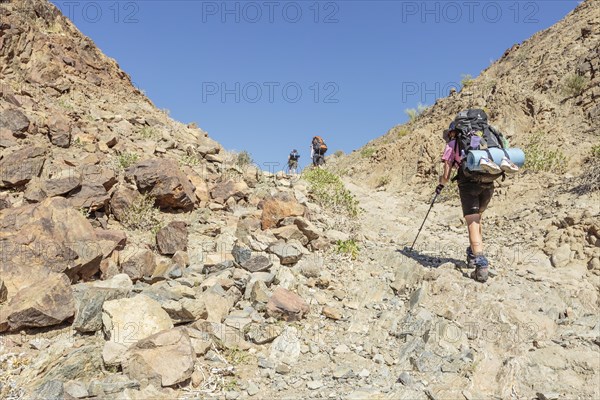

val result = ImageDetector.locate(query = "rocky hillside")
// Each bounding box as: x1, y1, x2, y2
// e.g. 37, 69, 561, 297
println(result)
0, 0, 598, 399
334, 0, 599, 187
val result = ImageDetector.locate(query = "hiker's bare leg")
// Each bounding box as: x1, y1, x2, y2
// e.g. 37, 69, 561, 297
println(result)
465, 213, 483, 254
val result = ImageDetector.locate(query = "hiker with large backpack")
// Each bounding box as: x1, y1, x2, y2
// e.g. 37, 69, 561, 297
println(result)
287, 149, 300, 175
436, 109, 524, 283
311, 136, 328, 167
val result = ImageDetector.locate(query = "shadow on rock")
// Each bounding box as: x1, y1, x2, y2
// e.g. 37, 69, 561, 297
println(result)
396, 246, 466, 270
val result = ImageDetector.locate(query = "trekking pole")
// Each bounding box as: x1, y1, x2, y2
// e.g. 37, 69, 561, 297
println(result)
409, 192, 439, 251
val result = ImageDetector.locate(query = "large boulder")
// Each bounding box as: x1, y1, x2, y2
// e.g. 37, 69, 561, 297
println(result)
0, 108, 30, 135
24, 172, 82, 203
156, 221, 188, 255
266, 287, 309, 322
210, 179, 249, 204
125, 159, 196, 210
0, 197, 103, 299
120, 248, 156, 281
72, 286, 130, 333
0, 273, 74, 332
260, 197, 305, 230
122, 328, 195, 387
0, 145, 46, 188
102, 295, 173, 346
47, 114, 72, 148
69, 165, 117, 211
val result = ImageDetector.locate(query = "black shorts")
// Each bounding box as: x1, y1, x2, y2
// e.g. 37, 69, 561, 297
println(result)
458, 181, 494, 216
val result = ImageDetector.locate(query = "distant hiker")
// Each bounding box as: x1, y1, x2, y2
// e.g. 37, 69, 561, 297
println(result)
288, 149, 300, 175
437, 109, 523, 283
311, 136, 328, 167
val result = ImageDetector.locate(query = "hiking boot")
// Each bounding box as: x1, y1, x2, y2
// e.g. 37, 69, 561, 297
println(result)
470, 255, 489, 283
466, 247, 476, 268
479, 157, 502, 174
500, 157, 519, 173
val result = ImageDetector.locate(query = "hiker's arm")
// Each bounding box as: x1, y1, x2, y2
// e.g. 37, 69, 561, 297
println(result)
439, 160, 452, 185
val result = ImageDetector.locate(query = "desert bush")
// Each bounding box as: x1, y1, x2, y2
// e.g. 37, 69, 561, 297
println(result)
524, 132, 567, 173
116, 152, 139, 169
236, 151, 253, 167
302, 168, 360, 218
361, 148, 376, 158
562, 74, 588, 98
376, 175, 391, 188
120, 194, 162, 232
461, 74, 474, 88
335, 239, 360, 260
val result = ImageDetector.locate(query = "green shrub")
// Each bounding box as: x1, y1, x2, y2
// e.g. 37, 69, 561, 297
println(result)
592, 144, 600, 159
397, 127, 410, 138
236, 151, 253, 167
405, 103, 429, 122
116, 152, 139, 169
179, 154, 200, 167
336, 239, 360, 260
562, 74, 588, 98
524, 132, 567, 173
361, 148, 376, 158
376, 175, 391, 188
139, 126, 159, 140
120, 194, 162, 232
302, 168, 360, 218
334, 150, 344, 157
461, 74, 474, 88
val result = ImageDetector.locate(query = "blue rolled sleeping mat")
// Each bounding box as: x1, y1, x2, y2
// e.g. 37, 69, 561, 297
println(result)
466, 148, 526, 171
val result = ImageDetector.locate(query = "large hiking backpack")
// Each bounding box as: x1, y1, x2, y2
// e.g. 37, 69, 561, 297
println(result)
449, 109, 509, 183
312, 136, 328, 154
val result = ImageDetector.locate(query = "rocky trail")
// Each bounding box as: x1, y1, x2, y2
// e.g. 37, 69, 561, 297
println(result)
0, 0, 598, 398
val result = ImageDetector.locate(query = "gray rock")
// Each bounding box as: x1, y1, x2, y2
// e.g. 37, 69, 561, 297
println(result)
307, 380, 323, 390
397, 371, 414, 386
333, 366, 354, 379
63, 380, 88, 398
247, 382, 260, 396
241, 255, 273, 273
33, 380, 63, 400
245, 322, 283, 344
72, 286, 129, 332
268, 241, 303, 265
232, 242, 252, 265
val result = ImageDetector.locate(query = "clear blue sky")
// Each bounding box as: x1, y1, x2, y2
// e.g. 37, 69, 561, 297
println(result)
51, 0, 579, 170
